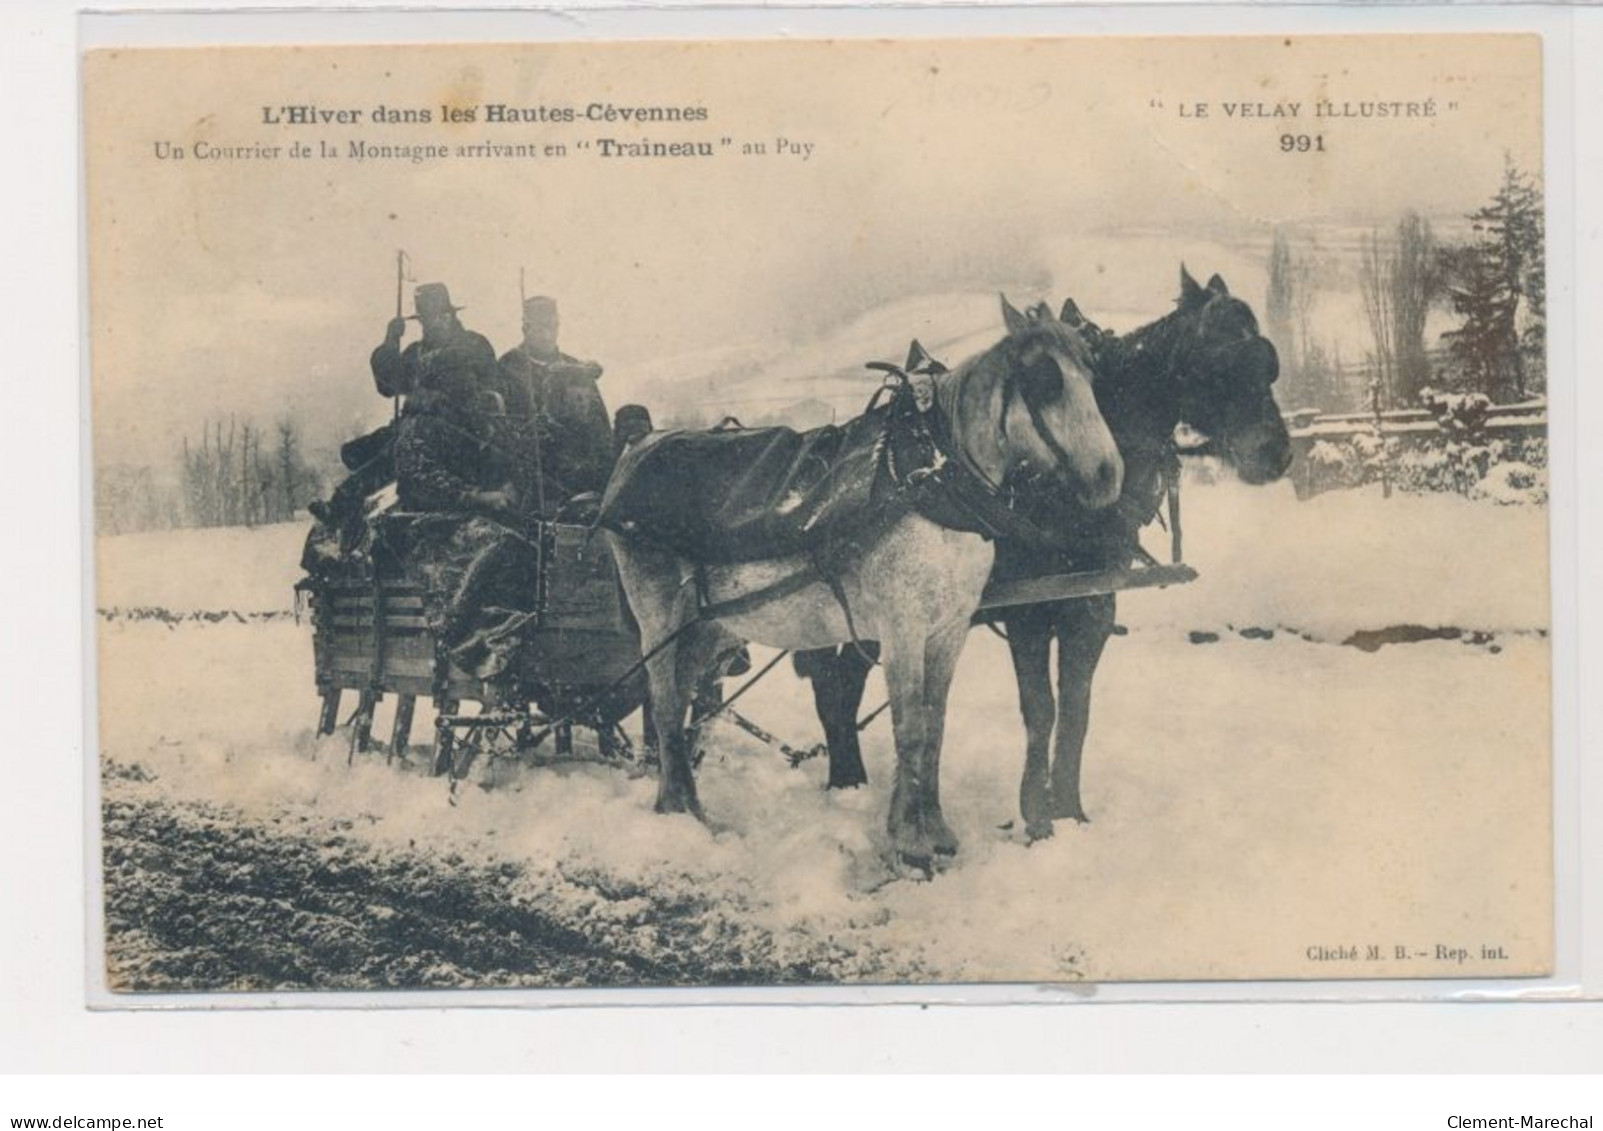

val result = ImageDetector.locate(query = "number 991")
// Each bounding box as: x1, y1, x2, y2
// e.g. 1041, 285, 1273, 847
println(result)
1280, 134, 1325, 153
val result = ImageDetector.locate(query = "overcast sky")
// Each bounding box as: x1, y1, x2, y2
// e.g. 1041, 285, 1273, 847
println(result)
84, 35, 1541, 466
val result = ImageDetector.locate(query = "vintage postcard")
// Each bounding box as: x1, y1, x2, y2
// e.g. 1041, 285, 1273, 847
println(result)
84, 34, 1551, 994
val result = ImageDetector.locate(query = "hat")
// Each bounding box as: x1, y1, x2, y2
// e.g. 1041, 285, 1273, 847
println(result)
522, 295, 559, 321
411, 282, 464, 320
614, 403, 653, 428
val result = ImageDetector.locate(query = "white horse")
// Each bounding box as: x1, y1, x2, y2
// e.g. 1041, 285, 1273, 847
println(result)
603, 298, 1122, 866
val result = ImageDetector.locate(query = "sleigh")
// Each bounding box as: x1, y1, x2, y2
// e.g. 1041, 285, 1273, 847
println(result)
300, 518, 644, 780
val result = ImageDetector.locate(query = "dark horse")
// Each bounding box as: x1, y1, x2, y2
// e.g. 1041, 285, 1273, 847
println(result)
800, 268, 1292, 840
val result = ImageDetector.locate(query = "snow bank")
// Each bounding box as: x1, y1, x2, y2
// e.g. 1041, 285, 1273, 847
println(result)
93, 476, 1551, 641
96, 522, 307, 614
1117, 472, 1549, 640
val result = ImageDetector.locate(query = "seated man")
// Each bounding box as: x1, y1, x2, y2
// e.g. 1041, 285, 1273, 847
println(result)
310, 282, 500, 538
392, 392, 514, 517
498, 296, 614, 510
368, 288, 530, 679
392, 390, 538, 687
373, 282, 500, 408
613, 403, 654, 459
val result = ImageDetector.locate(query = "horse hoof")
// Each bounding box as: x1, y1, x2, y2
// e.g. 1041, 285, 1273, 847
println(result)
1051, 800, 1090, 824
654, 794, 707, 823
897, 852, 935, 878
1025, 819, 1055, 843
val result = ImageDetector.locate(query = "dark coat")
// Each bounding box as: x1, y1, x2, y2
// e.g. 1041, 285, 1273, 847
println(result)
366, 322, 506, 514
372, 324, 499, 407
392, 406, 507, 515
497, 347, 615, 499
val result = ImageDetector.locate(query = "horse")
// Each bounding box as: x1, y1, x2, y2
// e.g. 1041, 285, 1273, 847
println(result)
801, 268, 1293, 841
599, 297, 1123, 867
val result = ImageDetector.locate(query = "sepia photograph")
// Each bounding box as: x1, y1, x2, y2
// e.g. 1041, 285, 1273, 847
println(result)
83, 33, 1553, 995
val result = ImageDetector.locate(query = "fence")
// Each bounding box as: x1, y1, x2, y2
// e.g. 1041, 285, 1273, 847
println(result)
1285, 400, 1547, 501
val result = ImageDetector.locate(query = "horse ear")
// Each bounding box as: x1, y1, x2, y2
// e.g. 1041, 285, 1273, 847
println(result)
1059, 297, 1086, 327
1027, 301, 1054, 322
905, 339, 933, 373
1000, 294, 1028, 334
1207, 273, 1230, 295
1179, 265, 1205, 306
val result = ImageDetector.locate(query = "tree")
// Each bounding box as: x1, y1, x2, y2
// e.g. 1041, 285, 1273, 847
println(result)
95, 464, 179, 535
1358, 229, 1396, 407
1298, 338, 1341, 413
1440, 157, 1544, 401
277, 420, 298, 521
1265, 230, 1297, 380
1390, 212, 1438, 405
1264, 229, 1336, 411
1358, 213, 1440, 409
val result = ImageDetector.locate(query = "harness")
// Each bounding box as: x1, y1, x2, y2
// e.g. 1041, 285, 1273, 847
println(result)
518, 343, 1108, 745
681, 350, 1094, 660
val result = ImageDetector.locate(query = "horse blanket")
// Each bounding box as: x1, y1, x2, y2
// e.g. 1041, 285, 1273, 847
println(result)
595, 403, 922, 565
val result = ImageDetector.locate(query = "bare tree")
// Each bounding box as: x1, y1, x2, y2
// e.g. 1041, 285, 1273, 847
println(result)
1265, 230, 1296, 377
175, 414, 343, 528
1265, 230, 1340, 412
277, 420, 298, 521
1359, 229, 1396, 407
1390, 211, 1438, 405
240, 421, 256, 528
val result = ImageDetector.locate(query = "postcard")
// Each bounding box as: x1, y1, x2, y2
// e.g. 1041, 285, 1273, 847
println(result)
84, 34, 1550, 992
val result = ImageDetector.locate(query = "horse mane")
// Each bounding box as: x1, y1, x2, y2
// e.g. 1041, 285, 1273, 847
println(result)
924, 312, 1102, 496
940, 314, 1098, 415
1087, 304, 1193, 444
1010, 313, 1099, 370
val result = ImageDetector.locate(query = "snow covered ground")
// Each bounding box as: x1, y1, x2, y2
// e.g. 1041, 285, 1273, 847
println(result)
93, 476, 1553, 989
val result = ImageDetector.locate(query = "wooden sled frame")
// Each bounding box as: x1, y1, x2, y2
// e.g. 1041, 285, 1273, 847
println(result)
303, 517, 643, 781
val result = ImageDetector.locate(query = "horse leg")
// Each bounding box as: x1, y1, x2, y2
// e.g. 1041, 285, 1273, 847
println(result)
640, 692, 659, 761
1004, 609, 1058, 841
678, 622, 738, 766
644, 634, 699, 816
881, 632, 935, 867
803, 645, 874, 789
834, 644, 877, 787
646, 616, 738, 817
913, 618, 969, 857
608, 538, 704, 819
1048, 594, 1116, 823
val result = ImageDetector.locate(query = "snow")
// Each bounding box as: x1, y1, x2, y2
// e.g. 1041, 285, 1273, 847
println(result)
94, 475, 1551, 640
1127, 472, 1551, 641
93, 479, 1553, 986
96, 523, 309, 615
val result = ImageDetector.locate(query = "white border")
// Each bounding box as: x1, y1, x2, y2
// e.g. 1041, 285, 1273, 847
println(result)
5, 0, 1596, 1071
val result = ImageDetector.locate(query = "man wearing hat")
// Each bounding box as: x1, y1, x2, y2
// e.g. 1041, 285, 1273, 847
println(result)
613, 403, 654, 460
372, 282, 499, 409
377, 283, 514, 516
309, 283, 504, 535
497, 296, 614, 508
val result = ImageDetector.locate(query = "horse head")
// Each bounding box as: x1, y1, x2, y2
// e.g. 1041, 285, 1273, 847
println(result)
1168, 267, 1292, 485
983, 295, 1122, 509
